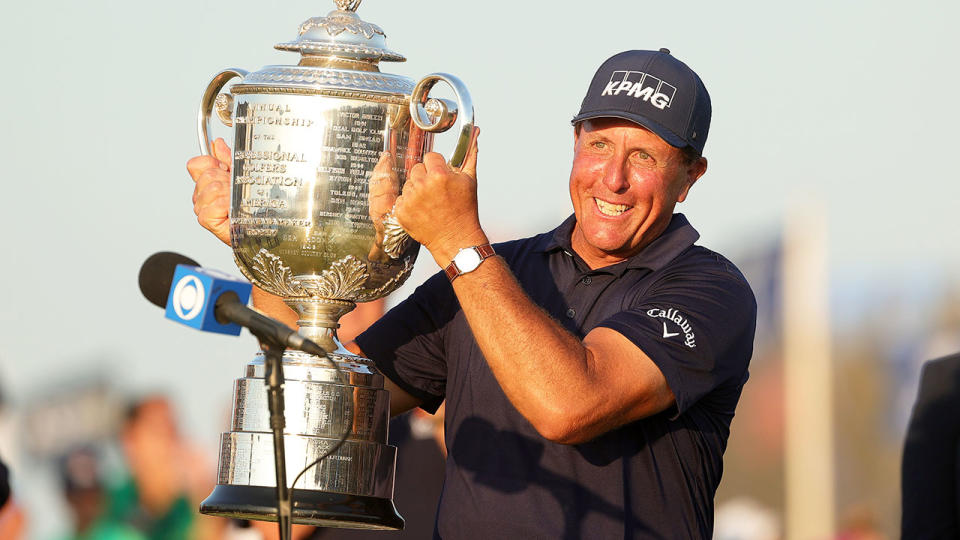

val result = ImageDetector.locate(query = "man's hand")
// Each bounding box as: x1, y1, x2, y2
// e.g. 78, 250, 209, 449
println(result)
394, 128, 484, 266
186, 138, 232, 245
367, 151, 401, 262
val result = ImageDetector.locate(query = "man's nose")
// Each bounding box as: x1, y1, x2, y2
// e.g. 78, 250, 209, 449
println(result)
601, 160, 630, 193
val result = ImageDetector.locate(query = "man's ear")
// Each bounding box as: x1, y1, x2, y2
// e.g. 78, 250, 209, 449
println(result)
677, 157, 707, 203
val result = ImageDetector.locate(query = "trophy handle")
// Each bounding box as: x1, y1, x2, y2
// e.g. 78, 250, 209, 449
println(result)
379, 74, 475, 260
197, 68, 249, 155
409, 72, 475, 168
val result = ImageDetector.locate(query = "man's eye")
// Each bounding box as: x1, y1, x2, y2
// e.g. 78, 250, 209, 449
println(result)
591, 141, 607, 149
631, 151, 656, 168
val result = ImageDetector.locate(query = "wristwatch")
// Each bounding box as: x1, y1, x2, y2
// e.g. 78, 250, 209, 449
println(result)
444, 243, 496, 282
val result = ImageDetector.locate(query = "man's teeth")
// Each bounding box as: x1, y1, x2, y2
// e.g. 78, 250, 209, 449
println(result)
595, 198, 629, 216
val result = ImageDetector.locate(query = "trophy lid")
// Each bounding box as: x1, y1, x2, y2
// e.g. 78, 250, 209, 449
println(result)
275, 0, 405, 64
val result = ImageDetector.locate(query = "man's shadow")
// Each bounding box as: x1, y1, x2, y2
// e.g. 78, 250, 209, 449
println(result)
450, 416, 651, 540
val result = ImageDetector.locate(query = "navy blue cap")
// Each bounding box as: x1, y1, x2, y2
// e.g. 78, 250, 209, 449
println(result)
572, 49, 711, 154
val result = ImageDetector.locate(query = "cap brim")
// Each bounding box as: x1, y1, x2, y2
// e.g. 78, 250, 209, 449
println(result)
570, 110, 688, 149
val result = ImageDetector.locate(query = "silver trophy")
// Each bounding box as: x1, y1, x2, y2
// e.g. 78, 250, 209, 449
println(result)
196, 0, 473, 529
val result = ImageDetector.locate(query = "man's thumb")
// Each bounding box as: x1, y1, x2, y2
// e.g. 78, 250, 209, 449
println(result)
213, 138, 233, 169
460, 127, 480, 178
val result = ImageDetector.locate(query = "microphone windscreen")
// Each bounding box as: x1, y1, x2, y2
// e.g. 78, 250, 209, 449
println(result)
139, 251, 201, 308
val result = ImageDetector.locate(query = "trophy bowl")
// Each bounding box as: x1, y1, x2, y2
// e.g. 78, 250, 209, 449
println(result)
195, 0, 473, 529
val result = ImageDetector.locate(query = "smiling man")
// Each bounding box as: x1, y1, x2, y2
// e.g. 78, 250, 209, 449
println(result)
352, 49, 757, 539
189, 48, 757, 539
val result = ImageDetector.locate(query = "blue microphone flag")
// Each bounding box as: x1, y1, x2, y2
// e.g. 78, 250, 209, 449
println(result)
164, 264, 252, 335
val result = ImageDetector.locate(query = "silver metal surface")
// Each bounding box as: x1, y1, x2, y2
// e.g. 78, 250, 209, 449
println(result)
226, 92, 421, 311
274, 1, 404, 63
197, 1, 475, 526
245, 351, 383, 386
218, 431, 397, 498
235, 66, 413, 97
198, 68, 248, 155
230, 375, 390, 441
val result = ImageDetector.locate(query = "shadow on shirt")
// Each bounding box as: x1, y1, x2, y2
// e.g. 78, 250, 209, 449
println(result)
450, 416, 628, 540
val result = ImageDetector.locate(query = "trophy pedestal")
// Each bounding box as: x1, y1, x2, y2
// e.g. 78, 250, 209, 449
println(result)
201, 485, 403, 530
200, 351, 403, 530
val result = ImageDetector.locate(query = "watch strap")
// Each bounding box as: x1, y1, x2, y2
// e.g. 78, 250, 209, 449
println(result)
444, 243, 496, 282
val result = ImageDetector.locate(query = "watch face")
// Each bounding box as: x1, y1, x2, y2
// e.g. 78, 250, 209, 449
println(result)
455, 248, 483, 272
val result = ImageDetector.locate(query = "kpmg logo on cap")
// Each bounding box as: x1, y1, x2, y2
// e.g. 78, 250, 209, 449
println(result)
601, 71, 677, 110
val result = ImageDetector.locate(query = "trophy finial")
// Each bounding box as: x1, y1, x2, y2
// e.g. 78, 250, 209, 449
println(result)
334, 0, 362, 12
277, 0, 405, 63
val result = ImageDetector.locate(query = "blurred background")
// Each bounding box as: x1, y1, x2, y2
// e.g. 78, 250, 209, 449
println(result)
1, 0, 958, 538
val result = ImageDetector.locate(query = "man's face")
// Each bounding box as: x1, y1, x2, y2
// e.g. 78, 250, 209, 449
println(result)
568, 118, 706, 268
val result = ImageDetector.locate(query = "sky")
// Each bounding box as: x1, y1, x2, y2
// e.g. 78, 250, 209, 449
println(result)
1, 0, 958, 536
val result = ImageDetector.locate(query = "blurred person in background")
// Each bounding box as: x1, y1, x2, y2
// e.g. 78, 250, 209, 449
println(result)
0, 457, 27, 539
56, 446, 144, 540
713, 497, 780, 540
110, 396, 223, 540
0, 384, 20, 488
834, 504, 884, 540
0, 380, 25, 538
901, 352, 960, 539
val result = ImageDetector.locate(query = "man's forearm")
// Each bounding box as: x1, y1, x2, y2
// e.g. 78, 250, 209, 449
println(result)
436, 239, 671, 444
252, 287, 299, 328
446, 252, 606, 440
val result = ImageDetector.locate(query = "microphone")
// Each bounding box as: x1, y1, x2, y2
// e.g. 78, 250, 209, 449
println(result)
138, 252, 326, 356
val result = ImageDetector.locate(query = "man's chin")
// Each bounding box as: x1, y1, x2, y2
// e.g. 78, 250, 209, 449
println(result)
572, 222, 638, 256
578, 235, 634, 258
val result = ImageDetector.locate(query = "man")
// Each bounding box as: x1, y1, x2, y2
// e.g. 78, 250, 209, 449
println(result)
111, 396, 223, 539
189, 49, 756, 538
0, 457, 26, 540
58, 447, 145, 540
901, 352, 960, 539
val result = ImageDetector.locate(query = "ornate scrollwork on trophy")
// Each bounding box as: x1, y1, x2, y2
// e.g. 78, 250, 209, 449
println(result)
249, 249, 308, 298
380, 209, 410, 260
354, 257, 413, 302
295, 255, 369, 299
241, 68, 412, 94
214, 93, 234, 127
299, 6, 383, 40
274, 0, 403, 63
334, 0, 363, 11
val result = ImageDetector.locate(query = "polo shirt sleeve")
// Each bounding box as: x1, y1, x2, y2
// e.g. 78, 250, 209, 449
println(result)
355, 271, 454, 414
596, 260, 757, 418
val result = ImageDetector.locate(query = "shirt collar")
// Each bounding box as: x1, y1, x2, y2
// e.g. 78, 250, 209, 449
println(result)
537, 213, 700, 273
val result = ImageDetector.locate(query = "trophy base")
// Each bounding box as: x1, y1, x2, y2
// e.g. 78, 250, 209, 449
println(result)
200, 484, 404, 530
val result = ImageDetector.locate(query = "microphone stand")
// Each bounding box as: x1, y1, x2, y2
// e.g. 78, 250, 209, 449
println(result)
256, 337, 293, 540
249, 322, 348, 540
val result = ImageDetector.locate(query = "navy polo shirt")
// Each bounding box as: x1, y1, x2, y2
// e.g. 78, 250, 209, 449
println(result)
356, 213, 757, 539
